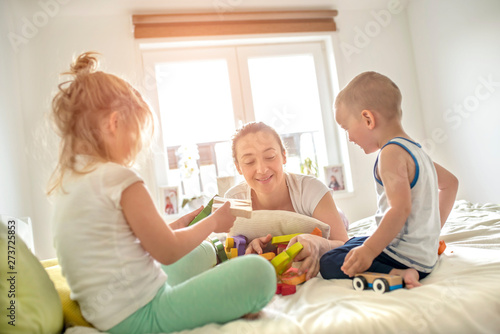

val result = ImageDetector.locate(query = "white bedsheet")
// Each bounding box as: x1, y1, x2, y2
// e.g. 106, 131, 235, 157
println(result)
67, 200, 500, 334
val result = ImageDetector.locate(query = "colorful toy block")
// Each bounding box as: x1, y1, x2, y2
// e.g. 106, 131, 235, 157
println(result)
260, 252, 276, 261
310, 227, 323, 237
438, 240, 447, 255
188, 196, 215, 226
208, 236, 228, 263
211, 196, 252, 218
271, 242, 303, 275
281, 267, 306, 286
271, 233, 302, 245
281, 284, 296, 296
276, 244, 287, 254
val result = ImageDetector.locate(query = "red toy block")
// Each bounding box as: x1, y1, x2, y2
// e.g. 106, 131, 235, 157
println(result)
281, 284, 296, 296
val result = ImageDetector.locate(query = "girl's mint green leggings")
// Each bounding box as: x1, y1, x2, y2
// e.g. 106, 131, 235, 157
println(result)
109, 241, 276, 334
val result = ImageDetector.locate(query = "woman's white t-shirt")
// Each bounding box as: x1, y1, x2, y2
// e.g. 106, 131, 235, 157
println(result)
224, 172, 329, 216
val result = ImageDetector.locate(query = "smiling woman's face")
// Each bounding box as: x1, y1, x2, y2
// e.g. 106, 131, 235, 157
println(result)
235, 130, 287, 196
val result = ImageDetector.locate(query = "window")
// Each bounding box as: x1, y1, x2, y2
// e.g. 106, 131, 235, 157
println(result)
141, 37, 347, 205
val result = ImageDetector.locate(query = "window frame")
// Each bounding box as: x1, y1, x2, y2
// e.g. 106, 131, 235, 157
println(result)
139, 34, 352, 210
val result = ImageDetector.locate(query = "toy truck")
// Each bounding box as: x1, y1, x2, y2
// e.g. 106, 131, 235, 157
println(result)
352, 272, 403, 294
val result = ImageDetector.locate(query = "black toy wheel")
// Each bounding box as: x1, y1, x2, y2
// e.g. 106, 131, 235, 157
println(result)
373, 278, 390, 293
353, 276, 368, 291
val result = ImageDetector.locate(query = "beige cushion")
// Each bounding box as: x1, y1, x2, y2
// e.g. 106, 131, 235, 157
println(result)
228, 210, 331, 241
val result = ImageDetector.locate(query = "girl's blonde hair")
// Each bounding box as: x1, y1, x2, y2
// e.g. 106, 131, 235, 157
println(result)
48, 51, 154, 195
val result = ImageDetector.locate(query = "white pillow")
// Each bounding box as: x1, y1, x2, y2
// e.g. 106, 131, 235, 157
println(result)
228, 210, 331, 241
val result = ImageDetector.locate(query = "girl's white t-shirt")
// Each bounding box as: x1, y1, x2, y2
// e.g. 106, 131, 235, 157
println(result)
52, 157, 167, 330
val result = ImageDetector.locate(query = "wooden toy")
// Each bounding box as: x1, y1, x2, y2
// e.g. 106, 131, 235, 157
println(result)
310, 227, 323, 237
281, 284, 296, 296
276, 283, 283, 294
438, 240, 447, 255
208, 236, 228, 263
281, 267, 306, 286
188, 196, 215, 226
260, 252, 276, 261
228, 248, 238, 259
232, 235, 247, 256
353, 272, 403, 294
211, 196, 252, 218
271, 233, 302, 245
276, 244, 287, 254
271, 242, 303, 275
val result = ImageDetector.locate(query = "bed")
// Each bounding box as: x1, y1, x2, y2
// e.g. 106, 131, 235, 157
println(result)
63, 200, 500, 333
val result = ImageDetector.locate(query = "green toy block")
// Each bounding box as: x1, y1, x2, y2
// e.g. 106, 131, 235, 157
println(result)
188, 196, 216, 226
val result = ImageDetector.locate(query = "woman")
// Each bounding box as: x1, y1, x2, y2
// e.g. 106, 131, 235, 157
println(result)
225, 122, 349, 280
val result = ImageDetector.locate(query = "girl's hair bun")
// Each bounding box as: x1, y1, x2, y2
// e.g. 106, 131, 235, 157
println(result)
69, 51, 99, 75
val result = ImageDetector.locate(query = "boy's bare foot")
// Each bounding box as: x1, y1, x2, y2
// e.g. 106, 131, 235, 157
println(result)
390, 268, 421, 289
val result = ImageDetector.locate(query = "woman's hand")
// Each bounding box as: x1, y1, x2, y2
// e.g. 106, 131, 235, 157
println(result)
245, 234, 272, 255
168, 206, 204, 230
210, 201, 236, 233
288, 234, 331, 281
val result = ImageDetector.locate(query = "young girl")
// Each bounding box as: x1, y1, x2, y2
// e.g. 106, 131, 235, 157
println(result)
48, 52, 276, 333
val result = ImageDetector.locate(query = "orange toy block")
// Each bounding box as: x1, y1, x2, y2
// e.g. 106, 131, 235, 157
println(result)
212, 196, 252, 218
310, 227, 323, 237
281, 267, 306, 286
438, 240, 447, 255
260, 252, 276, 261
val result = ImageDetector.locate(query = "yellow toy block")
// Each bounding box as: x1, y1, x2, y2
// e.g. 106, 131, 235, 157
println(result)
229, 248, 238, 259
270, 242, 303, 274
286, 242, 303, 259
271, 233, 302, 245
225, 237, 234, 251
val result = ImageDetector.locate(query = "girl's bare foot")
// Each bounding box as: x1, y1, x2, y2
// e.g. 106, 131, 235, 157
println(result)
242, 311, 262, 320
390, 268, 421, 289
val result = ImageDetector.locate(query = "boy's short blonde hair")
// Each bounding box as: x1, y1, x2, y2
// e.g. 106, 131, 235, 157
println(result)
335, 71, 402, 119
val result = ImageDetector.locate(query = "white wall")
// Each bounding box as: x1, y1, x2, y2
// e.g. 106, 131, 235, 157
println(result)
407, 0, 500, 204
0, 1, 34, 227
3, 0, 426, 259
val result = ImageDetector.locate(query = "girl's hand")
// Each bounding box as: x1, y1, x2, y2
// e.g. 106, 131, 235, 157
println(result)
245, 234, 272, 255
169, 206, 204, 230
341, 244, 377, 277
210, 201, 236, 233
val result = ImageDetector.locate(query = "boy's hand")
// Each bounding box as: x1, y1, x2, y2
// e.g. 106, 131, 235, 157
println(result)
341, 244, 377, 277
210, 201, 236, 233
245, 234, 272, 255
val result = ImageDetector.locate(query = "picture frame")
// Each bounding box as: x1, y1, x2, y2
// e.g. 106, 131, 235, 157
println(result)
160, 186, 180, 215
324, 164, 346, 192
